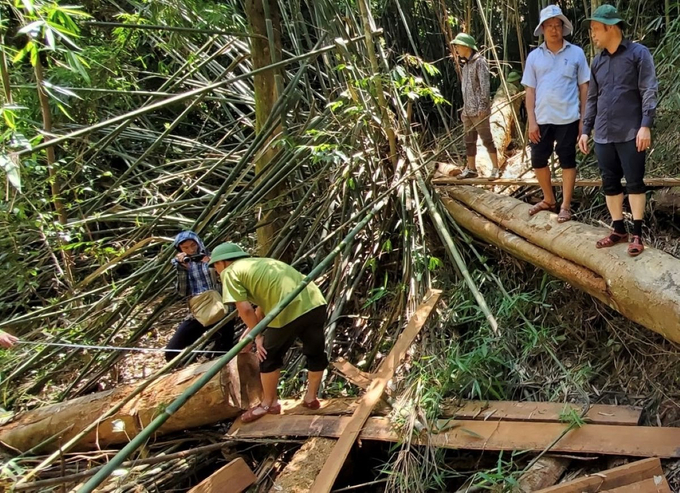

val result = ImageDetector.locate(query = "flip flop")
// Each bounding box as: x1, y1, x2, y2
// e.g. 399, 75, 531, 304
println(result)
529, 200, 556, 216
240, 403, 281, 423
596, 232, 628, 249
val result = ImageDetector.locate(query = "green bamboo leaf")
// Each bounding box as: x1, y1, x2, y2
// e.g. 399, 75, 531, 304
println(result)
0, 153, 22, 192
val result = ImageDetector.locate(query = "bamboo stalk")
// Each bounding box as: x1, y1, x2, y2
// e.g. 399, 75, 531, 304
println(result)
76, 199, 385, 491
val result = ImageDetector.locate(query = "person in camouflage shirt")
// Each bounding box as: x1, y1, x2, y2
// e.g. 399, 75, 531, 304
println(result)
452, 33, 500, 179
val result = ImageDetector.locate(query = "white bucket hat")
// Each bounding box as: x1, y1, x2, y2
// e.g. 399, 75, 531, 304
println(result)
534, 5, 574, 37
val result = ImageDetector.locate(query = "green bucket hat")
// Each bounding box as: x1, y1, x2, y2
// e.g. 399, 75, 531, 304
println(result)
586, 4, 626, 26
208, 242, 250, 265
507, 71, 522, 83
451, 33, 478, 51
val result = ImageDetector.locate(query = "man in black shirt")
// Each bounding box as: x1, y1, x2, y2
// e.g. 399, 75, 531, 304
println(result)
579, 4, 658, 256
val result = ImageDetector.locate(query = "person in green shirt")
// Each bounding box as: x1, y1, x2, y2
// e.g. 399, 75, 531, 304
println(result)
210, 243, 328, 423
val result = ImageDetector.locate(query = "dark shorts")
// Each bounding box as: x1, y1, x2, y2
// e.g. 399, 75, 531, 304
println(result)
261, 305, 328, 374
531, 120, 579, 169
594, 140, 646, 195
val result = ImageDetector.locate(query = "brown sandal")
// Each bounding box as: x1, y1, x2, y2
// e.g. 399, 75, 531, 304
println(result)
628, 236, 644, 257
240, 403, 281, 423
302, 398, 320, 410
557, 208, 572, 223
596, 232, 628, 249
529, 200, 556, 216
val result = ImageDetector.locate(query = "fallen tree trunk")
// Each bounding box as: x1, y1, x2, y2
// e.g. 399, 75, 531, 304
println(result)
440, 196, 610, 303
441, 186, 680, 343
0, 354, 262, 453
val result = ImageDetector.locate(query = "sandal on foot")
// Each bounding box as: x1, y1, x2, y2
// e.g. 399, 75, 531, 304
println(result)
459, 168, 479, 179
302, 398, 320, 410
529, 200, 556, 216
596, 232, 628, 249
628, 236, 644, 257
557, 208, 572, 223
488, 168, 500, 180
240, 403, 281, 423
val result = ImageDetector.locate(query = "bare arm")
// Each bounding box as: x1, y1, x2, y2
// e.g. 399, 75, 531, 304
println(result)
236, 301, 260, 331
525, 86, 540, 143
578, 82, 588, 133
0, 331, 18, 348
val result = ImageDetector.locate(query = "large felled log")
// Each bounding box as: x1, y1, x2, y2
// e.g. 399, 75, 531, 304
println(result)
442, 186, 680, 343
0, 354, 262, 453
473, 83, 525, 177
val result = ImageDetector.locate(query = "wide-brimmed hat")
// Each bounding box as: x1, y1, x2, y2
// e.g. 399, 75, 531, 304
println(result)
208, 242, 250, 264
507, 71, 522, 83
585, 4, 626, 26
534, 5, 574, 37
451, 33, 478, 51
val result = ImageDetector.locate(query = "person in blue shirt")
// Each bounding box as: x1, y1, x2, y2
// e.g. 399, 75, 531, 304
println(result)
166, 231, 235, 362
522, 5, 590, 223
579, 5, 658, 256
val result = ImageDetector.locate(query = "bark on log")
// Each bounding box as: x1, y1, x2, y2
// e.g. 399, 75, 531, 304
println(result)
474, 82, 524, 177
440, 196, 610, 303
0, 354, 262, 453
442, 186, 680, 343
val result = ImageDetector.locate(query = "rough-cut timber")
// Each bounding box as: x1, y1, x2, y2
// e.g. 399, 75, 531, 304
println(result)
310, 289, 442, 492
332, 358, 375, 390
537, 458, 670, 492
229, 415, 680, 458
268, 438, 335, 493
519, 457, 570, 492
0, 354, 262, 452
189, 458, 256, 493
442, 186, 680, 343
441, 400, 642, 426
279, 398, 640, 425
433, 177, 680, 187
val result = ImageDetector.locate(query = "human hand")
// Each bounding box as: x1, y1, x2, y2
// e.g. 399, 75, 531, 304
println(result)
578, 134, 590, 155
239, 330, 253, 353
528, 121, 541, 144
175, 252, 188, 267
0, 332, 18, 348
202, 256, 210, 263
636, 127, 651, 152
255, 335, 267, 363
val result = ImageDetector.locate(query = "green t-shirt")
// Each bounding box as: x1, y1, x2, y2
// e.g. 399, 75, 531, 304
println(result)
220, 257, 326, 328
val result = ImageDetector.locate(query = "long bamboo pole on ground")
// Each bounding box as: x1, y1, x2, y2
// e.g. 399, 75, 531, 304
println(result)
76, 199, 386, 492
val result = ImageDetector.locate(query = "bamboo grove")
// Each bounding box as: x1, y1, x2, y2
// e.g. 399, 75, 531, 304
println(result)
1, 0, 680, 490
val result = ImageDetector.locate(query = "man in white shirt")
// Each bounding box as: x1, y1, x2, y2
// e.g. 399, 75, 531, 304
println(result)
522, 5, 590, 223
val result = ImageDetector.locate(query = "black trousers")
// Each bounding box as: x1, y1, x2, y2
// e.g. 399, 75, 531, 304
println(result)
261, 305, 328, 373
165, 317, 235, 362
594, 140, 646, 195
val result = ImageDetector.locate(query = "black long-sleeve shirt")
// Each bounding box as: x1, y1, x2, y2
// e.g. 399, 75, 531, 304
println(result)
582, 39, 658, 144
